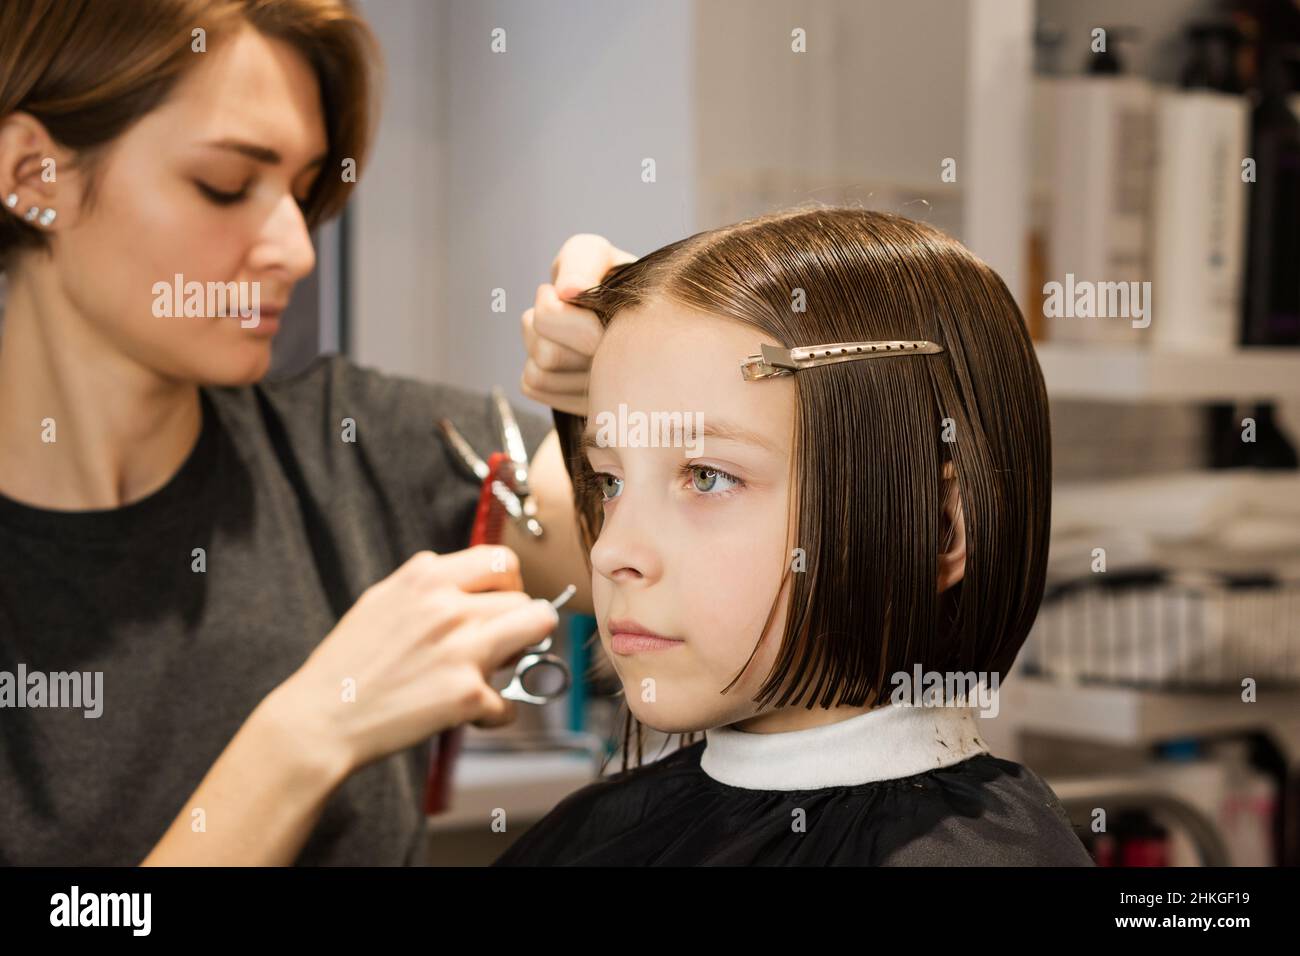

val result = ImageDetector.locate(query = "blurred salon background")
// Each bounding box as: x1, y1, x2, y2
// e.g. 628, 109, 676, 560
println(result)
8, 0, 1294, 867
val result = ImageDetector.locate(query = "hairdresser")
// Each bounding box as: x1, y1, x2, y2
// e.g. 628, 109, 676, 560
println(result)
0, 0, 626, 864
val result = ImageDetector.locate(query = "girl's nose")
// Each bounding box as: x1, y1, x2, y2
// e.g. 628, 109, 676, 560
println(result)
590, 494, 663, 586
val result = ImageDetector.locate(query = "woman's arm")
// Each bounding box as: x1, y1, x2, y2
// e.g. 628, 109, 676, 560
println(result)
140, 687, 350, 866
504, 430, 593, 614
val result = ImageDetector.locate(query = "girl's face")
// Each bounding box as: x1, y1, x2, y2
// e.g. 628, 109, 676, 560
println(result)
585, 299, 859, 734
19, 24, 324, 385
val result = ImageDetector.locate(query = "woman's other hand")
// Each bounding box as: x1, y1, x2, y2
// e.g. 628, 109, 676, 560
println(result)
521, 234, 635, 416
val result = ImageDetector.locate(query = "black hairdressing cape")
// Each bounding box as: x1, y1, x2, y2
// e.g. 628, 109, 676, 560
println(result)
491, 703, 1095, 866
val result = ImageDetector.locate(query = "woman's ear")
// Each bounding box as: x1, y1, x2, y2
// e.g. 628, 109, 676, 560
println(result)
937, 460, 966, 594
0, 112, 69, 224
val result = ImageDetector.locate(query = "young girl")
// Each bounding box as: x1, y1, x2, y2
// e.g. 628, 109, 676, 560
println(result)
493, 206, 1092, 866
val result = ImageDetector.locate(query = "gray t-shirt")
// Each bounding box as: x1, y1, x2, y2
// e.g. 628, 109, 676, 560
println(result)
0, 354, 551, 865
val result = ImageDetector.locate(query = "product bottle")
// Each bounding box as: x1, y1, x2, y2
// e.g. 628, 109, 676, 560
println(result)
1242, 44, 1300, 346
1048, 27, 1154, 347
1150, 23, 1250, 353
1025, 24, 1064, 342
1210, 738, 1277, 866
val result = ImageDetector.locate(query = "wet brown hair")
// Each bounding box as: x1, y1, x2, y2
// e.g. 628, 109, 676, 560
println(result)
0, 0, 379, 270
555, 206, 1052, 771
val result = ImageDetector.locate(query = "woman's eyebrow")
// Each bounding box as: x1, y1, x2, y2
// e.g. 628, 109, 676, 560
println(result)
580, 418, 782, 454
201, 138, 328, 170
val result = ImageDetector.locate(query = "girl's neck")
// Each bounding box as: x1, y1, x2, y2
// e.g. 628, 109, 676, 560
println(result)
732, 700, 882, 734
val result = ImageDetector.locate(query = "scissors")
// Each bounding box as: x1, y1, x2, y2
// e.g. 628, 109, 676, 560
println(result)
435, 388, 574, 703
424, 392, 578, 815
500, 583, 576, 705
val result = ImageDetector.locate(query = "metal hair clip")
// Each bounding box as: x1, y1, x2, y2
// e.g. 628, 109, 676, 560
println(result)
436, 385, 544, 538
740, 339, 944, 381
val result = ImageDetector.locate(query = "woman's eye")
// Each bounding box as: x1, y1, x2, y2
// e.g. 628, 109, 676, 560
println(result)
196, 181, 249, 206
688, 465, 742, 495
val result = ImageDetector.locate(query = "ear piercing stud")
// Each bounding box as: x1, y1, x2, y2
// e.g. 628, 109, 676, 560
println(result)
8, 197, 55, 227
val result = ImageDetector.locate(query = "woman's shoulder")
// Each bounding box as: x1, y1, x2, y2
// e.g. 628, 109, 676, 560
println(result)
198, 353, 553, 566
201, 352, 551, 503
209, 353, 548, 448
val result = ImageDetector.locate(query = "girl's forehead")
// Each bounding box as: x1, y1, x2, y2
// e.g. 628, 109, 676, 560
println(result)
591, 307, 795, 436
600, 303, 778, 368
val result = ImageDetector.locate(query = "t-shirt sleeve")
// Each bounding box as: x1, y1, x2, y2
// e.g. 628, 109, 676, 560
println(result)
262, 352, 554, 557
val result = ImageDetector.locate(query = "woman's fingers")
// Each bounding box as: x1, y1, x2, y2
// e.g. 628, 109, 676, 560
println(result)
523, 234, 637, 415
529, 283, 603, 357
396, 546, 525, 594
521, 358, 590, 407
469, 695, 516, 730
521, 304, 590, 370
463, 598, 560, 730
475, 597, 560, 671
549, 233, 636, 297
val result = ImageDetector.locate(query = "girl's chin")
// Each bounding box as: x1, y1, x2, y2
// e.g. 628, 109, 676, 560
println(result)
624, 701, 715, 738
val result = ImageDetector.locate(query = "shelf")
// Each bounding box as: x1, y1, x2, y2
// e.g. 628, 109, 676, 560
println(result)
426, 749, 603, 832
989, 674, 1300, 763
1035, 342, 1300, 402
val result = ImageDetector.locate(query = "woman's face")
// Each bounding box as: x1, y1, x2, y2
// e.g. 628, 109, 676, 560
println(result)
584, 299, 803, 734
36, 25, 325, 385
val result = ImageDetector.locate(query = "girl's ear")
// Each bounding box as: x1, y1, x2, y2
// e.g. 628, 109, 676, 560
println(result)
937, 460, 967, 594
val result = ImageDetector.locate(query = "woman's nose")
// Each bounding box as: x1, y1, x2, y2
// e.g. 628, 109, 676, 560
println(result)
249, 193, 316, 282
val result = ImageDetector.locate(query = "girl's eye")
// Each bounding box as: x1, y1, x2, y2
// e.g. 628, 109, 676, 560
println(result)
196, 181, 250, 206
687, 465, 743, 496
596, 472, 623, 502
585, 466, 743, 503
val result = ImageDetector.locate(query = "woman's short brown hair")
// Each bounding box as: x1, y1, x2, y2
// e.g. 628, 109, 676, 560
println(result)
555, 206, 1052, 769
0, 0, 379, 270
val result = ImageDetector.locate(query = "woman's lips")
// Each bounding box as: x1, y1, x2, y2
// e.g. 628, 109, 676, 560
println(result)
607, 618, 685, 656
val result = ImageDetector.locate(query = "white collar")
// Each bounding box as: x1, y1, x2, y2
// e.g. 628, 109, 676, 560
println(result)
700, 702, 990, 790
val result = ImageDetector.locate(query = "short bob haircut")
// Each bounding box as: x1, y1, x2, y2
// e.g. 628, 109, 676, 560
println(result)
554, 206, 1052, 770
0, 0, 378, 271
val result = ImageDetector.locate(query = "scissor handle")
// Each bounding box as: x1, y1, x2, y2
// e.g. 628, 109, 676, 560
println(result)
501, 652, 571, 706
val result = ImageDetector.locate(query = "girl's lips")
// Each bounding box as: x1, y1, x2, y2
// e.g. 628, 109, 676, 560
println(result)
610, 632, 685, 655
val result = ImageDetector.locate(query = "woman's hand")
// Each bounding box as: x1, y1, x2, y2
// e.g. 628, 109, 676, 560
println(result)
268, 545, 559, 774
521, 233, 636, 415
144, 546, 559, 865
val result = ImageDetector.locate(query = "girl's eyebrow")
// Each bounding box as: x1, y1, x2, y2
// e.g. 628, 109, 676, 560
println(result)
580, 418, 782, 454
